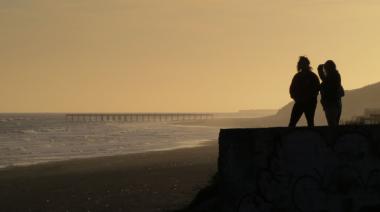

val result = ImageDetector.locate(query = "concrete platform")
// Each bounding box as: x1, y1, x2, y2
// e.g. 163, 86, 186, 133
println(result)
218, 125, 380, 212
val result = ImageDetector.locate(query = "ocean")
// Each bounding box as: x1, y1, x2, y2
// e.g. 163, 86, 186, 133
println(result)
0, 114, 219, 169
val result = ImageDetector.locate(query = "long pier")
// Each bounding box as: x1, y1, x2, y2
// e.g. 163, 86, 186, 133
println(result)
65, 113, 214, 122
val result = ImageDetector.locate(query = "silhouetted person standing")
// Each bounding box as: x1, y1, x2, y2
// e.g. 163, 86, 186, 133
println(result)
289, 56, 320, 127
319, 60, 344, 127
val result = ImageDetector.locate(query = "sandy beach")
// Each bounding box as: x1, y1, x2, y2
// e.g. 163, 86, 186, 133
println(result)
0, 141, 218, 212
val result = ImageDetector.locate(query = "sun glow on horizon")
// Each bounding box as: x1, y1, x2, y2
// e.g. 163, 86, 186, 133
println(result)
1, 0, 380, 112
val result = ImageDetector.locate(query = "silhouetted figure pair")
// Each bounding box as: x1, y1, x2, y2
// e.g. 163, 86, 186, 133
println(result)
318, 61, 344, 127
288, 56, 344, 127
288, 56, 320, 127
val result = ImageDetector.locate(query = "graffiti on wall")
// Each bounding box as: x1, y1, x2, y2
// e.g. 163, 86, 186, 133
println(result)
219, 128, 380, 212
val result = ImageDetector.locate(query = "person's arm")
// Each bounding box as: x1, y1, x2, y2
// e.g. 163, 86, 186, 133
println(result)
289, 75, 297, 100
337, 72, 345, 97
318, 69, 326, 82
314, 74, 321, 97
315, 74, 321, 89
337, 72, 341, 84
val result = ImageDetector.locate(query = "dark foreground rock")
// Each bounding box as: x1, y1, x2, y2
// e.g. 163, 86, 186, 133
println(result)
185, 125, 380, 212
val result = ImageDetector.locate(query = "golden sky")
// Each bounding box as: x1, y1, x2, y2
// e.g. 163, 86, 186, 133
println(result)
1, 0, 380, 112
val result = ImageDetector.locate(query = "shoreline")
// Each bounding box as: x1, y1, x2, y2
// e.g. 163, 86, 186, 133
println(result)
0, 140, 218, 211
0, 139, 217, 171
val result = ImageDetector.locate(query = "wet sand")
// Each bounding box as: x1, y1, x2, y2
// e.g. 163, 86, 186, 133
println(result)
0, 141, 218, 212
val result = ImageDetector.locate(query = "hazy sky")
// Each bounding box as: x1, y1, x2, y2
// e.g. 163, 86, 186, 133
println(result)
1, 0, 380, 112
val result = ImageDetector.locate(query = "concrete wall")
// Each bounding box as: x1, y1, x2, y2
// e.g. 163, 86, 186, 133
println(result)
218, 126, 380, 212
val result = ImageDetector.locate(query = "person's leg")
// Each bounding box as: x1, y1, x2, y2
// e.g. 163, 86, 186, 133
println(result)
324, 107, 332, 126
305, 100, 317, 127
336, 100, 342, 125
322, 102, 330, 126
289, 102, 304, 127
325, 103, 338, 127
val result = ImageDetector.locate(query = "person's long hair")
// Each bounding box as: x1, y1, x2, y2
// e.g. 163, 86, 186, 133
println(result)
324, 60, 338, 75
297, 56, 312, 72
